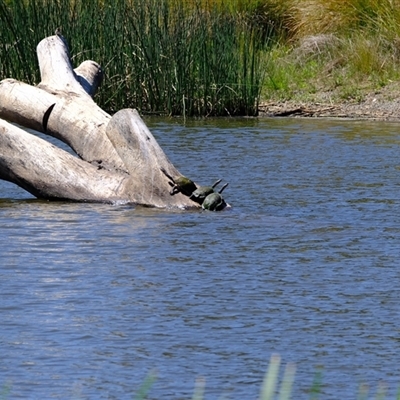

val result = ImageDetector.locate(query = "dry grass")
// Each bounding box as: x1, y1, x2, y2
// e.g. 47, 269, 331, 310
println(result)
259, 0, 400, 105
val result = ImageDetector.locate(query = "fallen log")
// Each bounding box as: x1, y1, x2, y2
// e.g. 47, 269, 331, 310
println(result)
0, 34, 199, 209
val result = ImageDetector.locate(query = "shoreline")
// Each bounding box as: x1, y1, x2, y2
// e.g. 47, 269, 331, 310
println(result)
259, 82, 400, 121
258, 100, 400, 121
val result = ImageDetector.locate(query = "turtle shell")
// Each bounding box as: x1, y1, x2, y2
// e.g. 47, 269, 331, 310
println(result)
170, 176, 197, 196
202, 182, 229, 211
160, 167, 197, 197
190, 186, 214, 204
202, 193, 227, 211
190, 179, 222, 204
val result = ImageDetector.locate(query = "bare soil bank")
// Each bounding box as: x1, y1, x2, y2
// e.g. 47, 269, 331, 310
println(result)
259, 81, 400, 121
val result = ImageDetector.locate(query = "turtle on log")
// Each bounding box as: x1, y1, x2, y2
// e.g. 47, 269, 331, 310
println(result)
202, 182, 229, 211
160, 167, 197, 197
189, 179, 222, 205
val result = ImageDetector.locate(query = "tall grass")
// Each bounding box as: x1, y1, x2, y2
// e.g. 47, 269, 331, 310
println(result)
4, 0, 400, 113
0, 0, 267, 116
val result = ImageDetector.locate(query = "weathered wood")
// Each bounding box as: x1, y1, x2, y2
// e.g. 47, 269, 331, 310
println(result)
106, 108, 186, 207
37, 35, 88, 96
0, 35, 200, 208
74, 60, 104, 97
0, 79, 124, 171
0, 119, 127, 202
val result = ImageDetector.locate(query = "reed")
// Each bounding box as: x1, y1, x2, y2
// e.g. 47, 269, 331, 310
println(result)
1, 354, 400, 398
0, 0, 267, 116
4, 0, 400, 114
132, 354, 398, 400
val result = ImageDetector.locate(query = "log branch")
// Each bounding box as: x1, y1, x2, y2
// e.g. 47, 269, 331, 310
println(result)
0, 35, 199, 208
0, 119, 127, 202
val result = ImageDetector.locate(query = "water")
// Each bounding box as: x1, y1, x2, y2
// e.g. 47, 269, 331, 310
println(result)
1, 117, 400, 399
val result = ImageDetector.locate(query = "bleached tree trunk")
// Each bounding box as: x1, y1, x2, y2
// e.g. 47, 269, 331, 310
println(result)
0, 35, 199, 209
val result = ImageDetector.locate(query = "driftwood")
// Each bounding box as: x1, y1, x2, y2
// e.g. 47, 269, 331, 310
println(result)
0, 34, 200, 209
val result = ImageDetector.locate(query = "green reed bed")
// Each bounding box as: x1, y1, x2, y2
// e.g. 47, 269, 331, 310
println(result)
0, 0, 267, 116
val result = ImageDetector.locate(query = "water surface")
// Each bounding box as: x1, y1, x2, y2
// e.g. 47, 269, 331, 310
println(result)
1, 117, 400, 399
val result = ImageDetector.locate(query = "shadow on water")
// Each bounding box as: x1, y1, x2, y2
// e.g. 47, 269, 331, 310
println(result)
1, 117, 400, 399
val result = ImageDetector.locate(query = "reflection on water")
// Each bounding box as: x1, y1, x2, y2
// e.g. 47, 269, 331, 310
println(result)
1, 118, 400, 399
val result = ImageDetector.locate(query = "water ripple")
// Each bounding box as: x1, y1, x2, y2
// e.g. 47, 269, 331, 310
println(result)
1, 118, 400, 398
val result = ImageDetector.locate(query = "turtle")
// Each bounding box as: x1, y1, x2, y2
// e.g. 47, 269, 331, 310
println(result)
202, 182, 229, 211
160, 167, 197, 197
189, 179, 222, 204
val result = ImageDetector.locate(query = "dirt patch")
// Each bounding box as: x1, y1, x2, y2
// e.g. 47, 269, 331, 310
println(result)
259, 81, 400, 121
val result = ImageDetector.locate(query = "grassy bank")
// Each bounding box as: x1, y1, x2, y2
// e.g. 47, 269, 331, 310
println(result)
0, 0, 267, 116
257, 0, 400, 105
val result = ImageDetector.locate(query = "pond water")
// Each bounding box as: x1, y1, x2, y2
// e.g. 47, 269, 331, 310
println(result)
1, 117, 400, 399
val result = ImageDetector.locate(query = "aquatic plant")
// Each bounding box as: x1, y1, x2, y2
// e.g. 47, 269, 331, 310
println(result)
134, 371, 157, 400
0, 382, 11, 400
132, 354, 399, 399
3, 0, 400, 114
0, 0, 267, 116
259, 354, 296, 400
2, 354, 399, 398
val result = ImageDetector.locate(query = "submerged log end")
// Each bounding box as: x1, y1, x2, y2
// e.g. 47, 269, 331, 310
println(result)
106, 109, 200, 209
